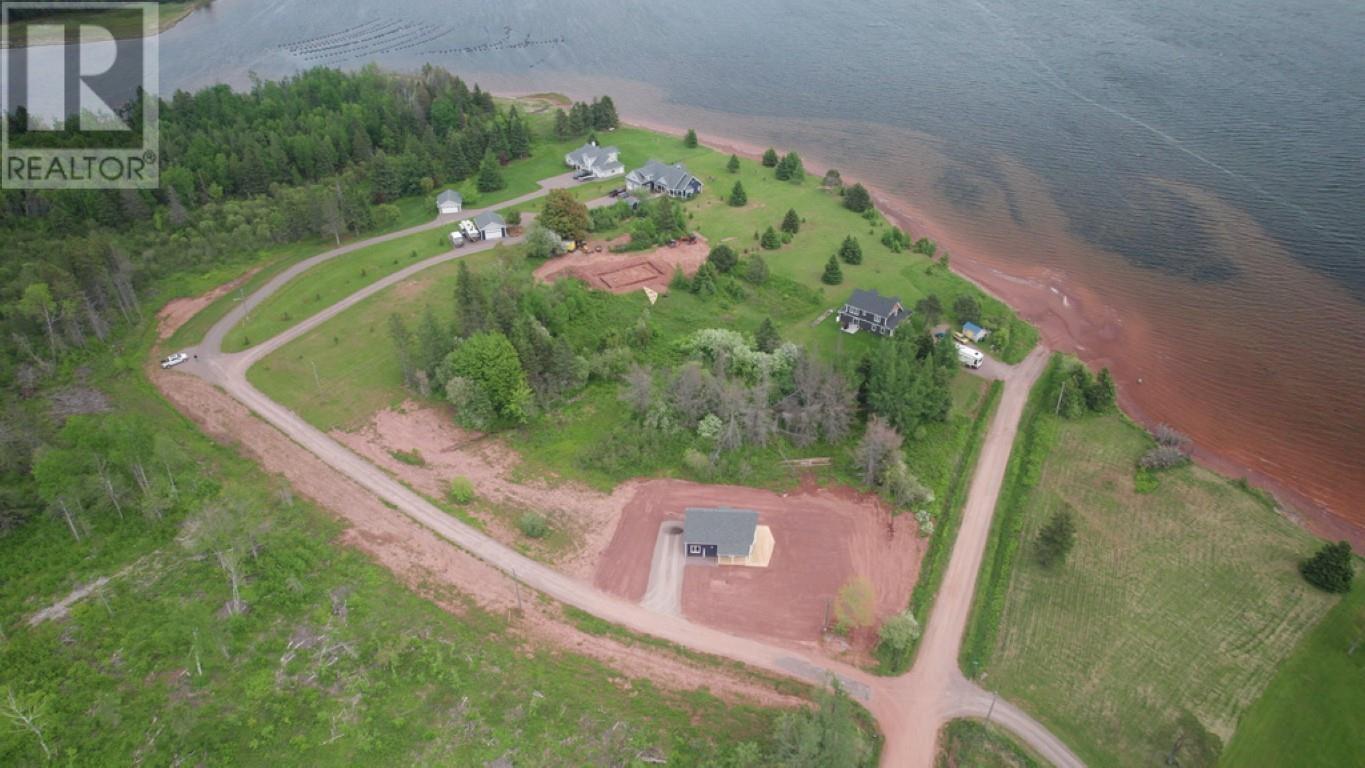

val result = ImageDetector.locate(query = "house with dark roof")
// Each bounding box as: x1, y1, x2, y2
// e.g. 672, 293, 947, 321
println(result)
565, 141, 624, 179
683, 508, 774, 567
472, 211, 507, 240
436, 189, 463, 214
625, 159, 703, 199
837, 288, 908, 337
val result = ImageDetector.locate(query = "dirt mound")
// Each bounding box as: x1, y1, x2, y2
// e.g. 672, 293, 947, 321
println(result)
595, 479, 925, 651
533, 236, 710, 295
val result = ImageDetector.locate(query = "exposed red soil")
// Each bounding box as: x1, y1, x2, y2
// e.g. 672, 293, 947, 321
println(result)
330, 402, 637, 580
533, 235, 710, 295
595, 478, 925, 651
152, 370, 801, 708
155, 266, 262, 341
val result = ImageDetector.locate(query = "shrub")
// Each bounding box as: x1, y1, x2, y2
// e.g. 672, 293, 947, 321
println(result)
821, 255, 843, 285
843, 183, 872, 213
506, 209, 523, 226
878, 610, 921, 659
744, 254, 769, 285
683, 128, 698, 148
760, 226, 782, 250
1300, 541, 1354, 593
727, 154, 740, 172
707, 244, 738, 273
669, 265, 691, 291
1139, 445, 1190, 470
1035, 509, 1076, 568
762, 148, 779, 167
518, 512, 550, 539
448, 475, 475, 504
682, 448, 713, 478
1153, 423, 1191, 449
390, 448, 425, 466
834, 577, 876, 634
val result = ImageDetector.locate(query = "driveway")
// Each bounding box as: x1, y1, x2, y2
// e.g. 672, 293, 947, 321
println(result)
640, 522, 685, 615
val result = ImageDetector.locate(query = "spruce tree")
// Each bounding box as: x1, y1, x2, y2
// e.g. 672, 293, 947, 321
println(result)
781, 208, 801, 234
476, 153, 505, 193
843, 183, 872, 213
707, 244, 738, 273
553, 109, 570, 139
760, 226, 782, 250
1036, 510, 1077, 568
1301, 541, 1355, 593
762, 148, 779, 167
821, 255, 843, 285
684, 128, 698, 148
838, 235, 863, 265
728, 181, 747, 207
727, 154, 741, 173
756, 318, 781, 353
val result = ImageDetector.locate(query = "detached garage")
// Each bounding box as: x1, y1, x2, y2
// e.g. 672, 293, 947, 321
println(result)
683, 507, 774, 567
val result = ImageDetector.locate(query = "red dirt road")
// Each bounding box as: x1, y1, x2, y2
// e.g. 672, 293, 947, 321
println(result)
595, 479, 924, 647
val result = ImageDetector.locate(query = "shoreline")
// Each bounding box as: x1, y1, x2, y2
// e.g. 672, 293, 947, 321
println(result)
616, 114, 1364, 549
0, 0, 207, 50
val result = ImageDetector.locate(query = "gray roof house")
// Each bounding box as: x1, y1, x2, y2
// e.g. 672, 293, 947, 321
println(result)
472, 211, 507, 240
837, 288, 907, 337
436, 189, 463, 213
625, 159, 703, 198
565, 142, 624, 179
683, 508, 758, 559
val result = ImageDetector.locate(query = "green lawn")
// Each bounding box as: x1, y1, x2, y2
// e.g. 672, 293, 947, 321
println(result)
1219, 571, 1364, 767
936, 719, 1043, 768
1, 327, 787, 766
962, 384, 1338, 766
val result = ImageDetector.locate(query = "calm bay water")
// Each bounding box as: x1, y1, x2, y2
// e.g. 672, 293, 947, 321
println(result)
11, 0, 1364, 532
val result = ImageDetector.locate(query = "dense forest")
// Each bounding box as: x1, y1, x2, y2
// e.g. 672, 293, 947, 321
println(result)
0, 64, 604, 532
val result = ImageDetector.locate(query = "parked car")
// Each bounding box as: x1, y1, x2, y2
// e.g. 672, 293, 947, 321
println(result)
608, 187, 626, 198
160, 352, 189, 369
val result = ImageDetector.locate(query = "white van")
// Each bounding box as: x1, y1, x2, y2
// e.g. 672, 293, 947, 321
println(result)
954, 342, 984, 369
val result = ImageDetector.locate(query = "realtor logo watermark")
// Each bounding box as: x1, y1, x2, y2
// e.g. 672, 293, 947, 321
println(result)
1, 2, 159, 188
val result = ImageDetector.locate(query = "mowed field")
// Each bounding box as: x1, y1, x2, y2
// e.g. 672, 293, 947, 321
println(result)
1219, 570, 1365, 766
978, 413, 1336, 766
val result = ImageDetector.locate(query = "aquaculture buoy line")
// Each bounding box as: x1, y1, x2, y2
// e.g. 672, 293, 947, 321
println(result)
279, 17, 408, 55
277, 18, 394, 50
291, 21, 424, 60
420, 33, 567, 57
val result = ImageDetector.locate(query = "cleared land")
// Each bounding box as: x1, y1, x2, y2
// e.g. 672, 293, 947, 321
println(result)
966, 407, 1336, 766
534, 237, 710, 295
1220, 571, 1364, 766
594, 479, 925, 651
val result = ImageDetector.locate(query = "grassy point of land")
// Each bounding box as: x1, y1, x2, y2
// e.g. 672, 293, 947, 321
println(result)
961, 355, 1339, 766
1, 1, 207, 48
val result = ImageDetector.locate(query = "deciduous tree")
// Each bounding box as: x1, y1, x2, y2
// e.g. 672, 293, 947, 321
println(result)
540, 188, 590, 242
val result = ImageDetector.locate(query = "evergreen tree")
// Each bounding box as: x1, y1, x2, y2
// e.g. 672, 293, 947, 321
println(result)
1300, 541, 1354, 593
684, 128, 698, 148
1086, 368, 1117, 412
953, 294, 981, 324
506, 107, 531, 158
453, 261, 487, 336
369, 150, 403, 203
596, 95, 619, 129
707, 244, 738, 273
553, 108, 570, 139
756, 318, 781, 353
745, 254, 770, 285
691, 262, 718, 295
775, 151, 804, 182
821, 255, 843, 285
761, 226, 782, 250
843, 182, 872, 213
782, 208, 801, 234
476, 153, 505, 193
914, 294, 944, 325
838, 235, 863, 265
728, 181, 747, 207
1036, 509, 1077, 568
727, 154, 741, 173
762, 148, 779, 167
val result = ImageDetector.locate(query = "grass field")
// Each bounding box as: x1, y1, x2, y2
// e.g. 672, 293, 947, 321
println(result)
0, 324, 789, 765
962, 377, 1339, 766
1219, 570, 1364, 766
936, 719, 1043, 768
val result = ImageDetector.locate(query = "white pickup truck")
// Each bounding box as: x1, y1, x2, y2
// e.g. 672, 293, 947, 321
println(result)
954, 342, 984, 369
160, 352, 189, 369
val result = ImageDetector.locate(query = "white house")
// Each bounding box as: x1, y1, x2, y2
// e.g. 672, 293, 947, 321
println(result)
473, 211, 507, 240
436, 189, 463, 214
625, 159, 703, 198
565, 141, 624, 179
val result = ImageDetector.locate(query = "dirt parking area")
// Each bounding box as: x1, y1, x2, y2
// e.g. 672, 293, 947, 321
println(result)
533, 235, 710, 295
594, 479, 925, 649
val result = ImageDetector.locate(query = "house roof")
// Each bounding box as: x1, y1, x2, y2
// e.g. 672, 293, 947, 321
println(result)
963, 321, 985, 336
628, 159, 700, 194
845, 288, 906, 325
567, 143, 620, 168
683, 508, 759, 557
437, 189, 462, 205
473, 211, 505, 230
